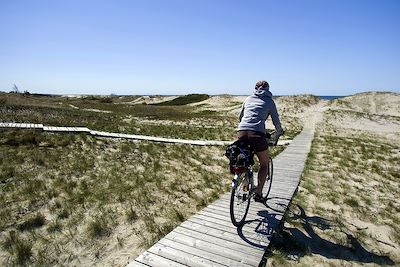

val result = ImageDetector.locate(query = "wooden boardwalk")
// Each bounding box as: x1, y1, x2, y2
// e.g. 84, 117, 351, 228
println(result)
0, 122, 291, 146
1, 121, 314, 266
127, 126, 315, 267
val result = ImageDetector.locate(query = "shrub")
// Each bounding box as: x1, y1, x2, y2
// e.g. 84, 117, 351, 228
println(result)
100, 97, 113, 103
47, 220, 62, 233
87, 217, 111, 238
2, 231, 32, 265
18, 213, 46, 231
126, 206, 138, 223
0, 165, 15, 183
57, 208, 70, 219
153, 94, 209, 106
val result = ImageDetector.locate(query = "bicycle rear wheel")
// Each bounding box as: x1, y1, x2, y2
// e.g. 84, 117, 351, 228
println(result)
230, 172, 253, 226
263, 157, 273, 198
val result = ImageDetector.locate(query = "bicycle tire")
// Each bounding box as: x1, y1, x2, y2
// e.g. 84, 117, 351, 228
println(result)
263, 157, 273, 198
230, 171, 253, 227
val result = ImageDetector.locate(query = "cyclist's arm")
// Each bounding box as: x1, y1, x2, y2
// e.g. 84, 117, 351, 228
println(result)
270, 101, 284, 135
238, 103, 244, 122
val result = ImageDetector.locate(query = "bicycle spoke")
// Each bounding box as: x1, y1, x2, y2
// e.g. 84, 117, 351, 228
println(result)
230, 172, 252, 226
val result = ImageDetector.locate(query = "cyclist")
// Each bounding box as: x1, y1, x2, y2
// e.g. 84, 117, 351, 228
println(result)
237, 80, 284, 203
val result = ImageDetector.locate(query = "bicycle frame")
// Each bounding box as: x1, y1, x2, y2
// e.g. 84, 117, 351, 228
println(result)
227, 130, 278, 226
231, 166, 253, 189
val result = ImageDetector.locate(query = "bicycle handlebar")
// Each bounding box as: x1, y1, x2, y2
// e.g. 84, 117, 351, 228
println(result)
267, 130, 282, 147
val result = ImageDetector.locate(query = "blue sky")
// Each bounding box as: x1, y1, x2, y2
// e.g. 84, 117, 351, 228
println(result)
0, 0, 399, 95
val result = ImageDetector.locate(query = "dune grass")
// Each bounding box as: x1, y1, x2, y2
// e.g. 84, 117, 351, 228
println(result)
268, 103, 400, 266
0, 92, 304, 141
0, 129, 232, 265
152, 94, 210, 106
0, 92, 314, 265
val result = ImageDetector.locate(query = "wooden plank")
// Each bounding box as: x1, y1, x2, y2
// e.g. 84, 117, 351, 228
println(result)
187, 216, 254, 236
172, 226, 264, 256
126, 260, 149, 267
179, 219, 271, 250
189, 213, 237, 230
164, 231, 261, 266
158, 238, 255, 267
148, 242, 227, 267
135, 251, 186, 267
76, 127, 90, 132
210, 198, 273, 214
180, 220, 250, 244
204, 203, 272, 220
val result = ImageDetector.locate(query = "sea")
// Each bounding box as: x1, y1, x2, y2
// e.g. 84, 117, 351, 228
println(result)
274, 95, 345, 100
318, 95, 345, 100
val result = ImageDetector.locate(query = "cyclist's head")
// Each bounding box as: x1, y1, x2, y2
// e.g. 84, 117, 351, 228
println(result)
255, 80, 269, 91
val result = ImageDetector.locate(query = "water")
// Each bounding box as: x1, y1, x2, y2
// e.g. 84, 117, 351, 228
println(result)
318, 95, 345, 100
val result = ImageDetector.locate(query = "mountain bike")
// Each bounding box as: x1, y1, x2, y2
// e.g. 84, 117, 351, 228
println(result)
225, 131, 279, 227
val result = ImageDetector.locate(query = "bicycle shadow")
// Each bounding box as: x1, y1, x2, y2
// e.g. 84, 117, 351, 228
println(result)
236, 196, 290, 249
236, 199, 395, 266
274, 205, 396, 265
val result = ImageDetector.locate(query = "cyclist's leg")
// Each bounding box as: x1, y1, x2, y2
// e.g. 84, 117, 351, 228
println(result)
255, 149, 269, 196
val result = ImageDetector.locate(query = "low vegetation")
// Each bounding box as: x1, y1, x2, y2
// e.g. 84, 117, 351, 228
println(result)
152, 94, 210, 106
0, 129, 231, 265
0, 92, 318, 265
0, 92, 306, 140
268, 93, 400, 266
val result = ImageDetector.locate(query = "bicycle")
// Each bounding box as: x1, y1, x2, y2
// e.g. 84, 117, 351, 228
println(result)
225, 131, 280, 227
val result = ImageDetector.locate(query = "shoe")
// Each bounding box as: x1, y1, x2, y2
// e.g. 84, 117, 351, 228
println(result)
254, 194, 266, 203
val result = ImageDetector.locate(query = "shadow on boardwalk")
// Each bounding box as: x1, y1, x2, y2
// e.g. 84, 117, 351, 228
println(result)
265, 205, 396, 266
235, 196, 292, 250
236, 211, 280, 249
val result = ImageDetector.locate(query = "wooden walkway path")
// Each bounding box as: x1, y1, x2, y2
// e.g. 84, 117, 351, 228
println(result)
0, 122, 291, 146
127, 126, 315, 267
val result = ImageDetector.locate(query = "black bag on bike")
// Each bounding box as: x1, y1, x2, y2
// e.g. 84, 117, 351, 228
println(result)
225, 140, 254, 173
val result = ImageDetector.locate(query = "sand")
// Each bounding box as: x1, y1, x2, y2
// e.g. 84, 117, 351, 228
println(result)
268, 92, 400, 266
2, 92, 398, 267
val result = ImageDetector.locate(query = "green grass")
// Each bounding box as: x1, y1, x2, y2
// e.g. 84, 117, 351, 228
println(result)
152, 94, 209, 106
0, 129, 233, 265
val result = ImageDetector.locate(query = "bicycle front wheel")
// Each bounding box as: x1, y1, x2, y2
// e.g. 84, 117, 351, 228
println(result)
230, 172, 252, 227
263, 157, 273, 198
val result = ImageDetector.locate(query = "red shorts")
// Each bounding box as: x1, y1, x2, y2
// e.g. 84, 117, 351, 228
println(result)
237, 130, 268, 152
